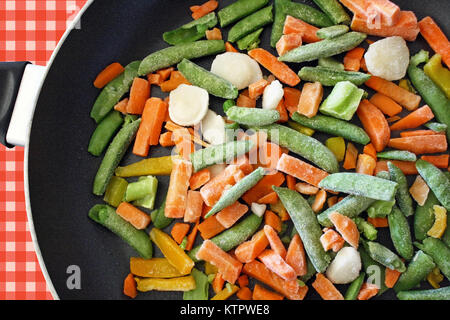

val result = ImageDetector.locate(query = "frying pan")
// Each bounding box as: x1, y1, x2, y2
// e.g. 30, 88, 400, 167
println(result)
0, 0, 449, 300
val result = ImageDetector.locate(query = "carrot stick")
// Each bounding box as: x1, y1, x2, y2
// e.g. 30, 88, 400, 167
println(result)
387, 115, 401, 123
257, 192, 278, 204
123, 273, 137, 298
365, 76, 421, 111
236, 287, 252, 300
159, 131, 174, 147
276, 153, 329, 187
248, 48, 301, 86
385, 267, 401, 288
238, 275, 249, 288
399, 130, 444, 137
356, 154, 376, 175
216, 201, 249, 229
283, 15, 320, 43
225, 42, 238, 52
113, 98, 129, 114
212, 273, 225, 294
295, 182, 319, 195
253, 284, 284, 300
127, 78, 150, 115
311, 189, 327, 213
189, 169, 211, 190
344, 47, 365, 71
133, 98, 165, 156
248, 79, 269, 100
160, 71, 191, 92
357, 283, 379, 300
264, 225, 287, 259
205, 27, 222, 40
421, 154, 449, 168
116, 202, 151, 230
276, 33, 303, 57
185, 221, 199, 251
283, 87, 302, 116
165, 159, 192, 218
286, 234, 307, 276
375, 160, 418, 175
147, 73, 162, 85
276, 99, 289, 123
191, 0, 219, 20
184, 190, 204, 223
356, 99, 391, 152
369, 92, 403, 117
388, 135, 447, 154
265, 210, 282, 233
242, 171, 285, 205
165, 120, 210, 148
320, 228, 345, 252
329, 211, 360, 248
312, 273, 344, 300
236, 93, 256, 108
258, 141, 284, 170
286, 175, 296, 191
418, 16, 450, 68
258, 249, 297, 281
297, 82, 323, 118
367, 0, 401, 26
198, 215, 226, 239
173, 128, 195, 160
367, 217, 389, 228
235, 230, 269, 263
363, 143, 377, 160
93, 62, 124, 88
390, 105, 435, 131
157, 67, 174, 82
171, 222, 191, 244
200, 165, 244, 206
343, 142, 358, 170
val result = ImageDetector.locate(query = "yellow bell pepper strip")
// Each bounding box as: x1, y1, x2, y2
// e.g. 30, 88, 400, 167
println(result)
427, 205, 448, 239
325, 137, 346, 162
135, 275, 196, 292
424, 54, 450, 99
204, 262, 218, 275
210, 283, 239, 300
115, 156, 178, 177
150, 228, 195, 275
130, 257, 187, 278
427, 267, 444, 289
287, 120, 315, 136
103, 176, 128, 207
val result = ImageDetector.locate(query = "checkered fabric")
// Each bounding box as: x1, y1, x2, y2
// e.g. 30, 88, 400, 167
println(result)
0, 0, 87, 300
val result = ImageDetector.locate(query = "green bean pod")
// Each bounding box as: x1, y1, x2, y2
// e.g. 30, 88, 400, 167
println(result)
236, 28, 263, 51
414, 190, 439, 241
393, 250, 435, 292
183, 268, 209, 300
344, 272, 365, 300
88, 204, 153, 259
88, 111, 124, 156
298, 66, 371, 86
274, 186, 331, 273
178, 59, 238, 99
397, 287, 450, 300
189, 213, 263, 262
138, 40, 225, 76
376, 150, 417, 162
103, 176, 128, 207
250, 123, 339, 173
359, 246, 388, 295
416, 159, 450, 211
442, 212, 450, 247
90, 61, 140, 123
227, 6, 273, 43
205, 167, 265, 218
312, 0, 350, 25
318, 195, 375, 227
93, 118, 141, 196
317, 25, 350, 39
415, 237, 450, 281
226, 106, 280, 126
362, 240, 406, 272
388, 206, 414, 260
279, 32, 367, 63
388, 162, 414, 217
163, 13, 218, 45
151, 200, 173, 229
218, 0, 269, 27
425, 122, 447, 133
291, 112, 370, 145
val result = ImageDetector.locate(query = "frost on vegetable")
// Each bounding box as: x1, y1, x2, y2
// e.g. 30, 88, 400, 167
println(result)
169, 84, 209, 126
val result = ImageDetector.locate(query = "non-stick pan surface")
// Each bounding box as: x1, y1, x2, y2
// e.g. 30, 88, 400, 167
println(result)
28, 0, 450, 299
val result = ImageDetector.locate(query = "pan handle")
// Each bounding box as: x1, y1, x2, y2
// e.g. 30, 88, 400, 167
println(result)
0, 62, 46, 148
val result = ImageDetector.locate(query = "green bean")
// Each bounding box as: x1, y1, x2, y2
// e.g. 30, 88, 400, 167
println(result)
218, 0, 269, 27
366, 171, 395, 218
236, 28, 263, 51
416, 159, 450, 211
415, 237, 450, 280
250, 123, 339, 173
88, 111, 124, 156
163, 13, 218, 45
388, 162, 414, 217
317, 25, 349, 39
131, 176, 158, 210
103, 176, 128, 207
359, 246, 388, 295
279, 32, 367, 63
183, 268, 209, 300
189, 213, 263, 262
362, 240, 406, 272
393, 250, 436, 292
408, 50, 450, 141
312, 0, 350, 25
228, 6, 273, 43
90, 61, 140, 123
190, 140, 253, 172
177, 59, 238, 99
414, 190, 439, 241
442, 211, 450, 247
344, 272, 365, 300
274, 186, 331, 273
151, 200, 173, 229
388, 206, 414, 260
298, 66, 371, 86
93, 118, 141, 196
205, 167, 265, 218
318, 57, 345, 70
88, 204, 152, 259
376, 150, 417, 162
318, 195, 375, 227
318, 173, 398, 201
226, 106, 280, 126
138, 40, 225, 76
397, 287, 450, 300
291, 113, 369, 145
354, 217, 377, 241
425, 121, 447, 133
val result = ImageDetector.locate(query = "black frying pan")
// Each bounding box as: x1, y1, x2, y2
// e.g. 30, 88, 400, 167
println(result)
0, 0, 449, 300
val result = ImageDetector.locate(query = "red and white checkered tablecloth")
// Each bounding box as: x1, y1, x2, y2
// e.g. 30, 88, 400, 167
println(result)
0, 0, 87, 300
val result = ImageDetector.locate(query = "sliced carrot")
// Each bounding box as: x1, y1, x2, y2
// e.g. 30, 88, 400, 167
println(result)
327, 196, 338, 208
375, 160, 418, 175
297, 82, 323, 118
409, 175, 429, 206
173, 128, 195, 160
265, 210, 282, 233
235, 230, 269, 263
191, 0, 219, 20
387, 115, 401, 123
189, 169, 211, 190
295, 182, 319, 195
257, 192, 278, 205
421, 154, 449, 169
237, 286, 253, 300
165, 120, 210, 148
365, 76, 421, 111
356, 99, 391, 152
253, 284, 284, 300
258, 141, 284, 170
276, 153, 329, 187
276, 33, 302, 56
160, 71, 191, 92
264, 225, 287, 259
198, 215, 226, 239
225, 41, 238, 52
343, 142, 358, 170
248, 48, 301, 86
367, 217, 389, 228
157, 67, 174, 82
312, 273, 344, 300
329, 211, 360, 249
212, 272, 225, 294
286, 175, 296, 191
238, 275, 249, 288
185, 221, 199, 251
147, 73, 162, 85
123, 273, 137, 299
201, 165, 243, 206
360, 57, 368, 72
283, 15, 320, 43
339, 0, 367, 16
311, 189, 327, 213
368, 0, 401, 26
94, 62, 124, 89
388, 135, 447, 154
362, 143, 377, 160
159, 131, 174, 147
242, 171, 285, 205
390, 105, 435, 131
248, 79, 270, 100
171, 222, 190, 244
116, 202, 151, 230
113, 98, 128, 114
357, 283, 379, 300
399, 130, 444, 137
230, 155, 254, 175
283, 87, 302, 116
205, 27, 222, 40
344, 47, 365, 71
320, 228, 345, 252
385, 267, 402, 288
127, 78, 150, 115
356, 154, 377, 175
258, 249, 297, 281
276, 98, 289, 123
165, 159, 192, 218
236, 93, 256, 108
286, 234, 307, 276
418, 16, 450, 68
369, 92, 402, 117
196, 239, 243, 284
216, 201, 249, 229
184, 190, 204, 223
